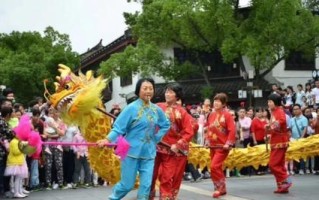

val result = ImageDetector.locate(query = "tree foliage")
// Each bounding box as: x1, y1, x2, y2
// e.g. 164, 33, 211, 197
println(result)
200, 85, 215, 99
222, 0, 319, 77
101, 0, 236, 85
0, 26, 80, 105
101, 0, 319, 83
99, 40, 196, 81
303, 0, 319, 11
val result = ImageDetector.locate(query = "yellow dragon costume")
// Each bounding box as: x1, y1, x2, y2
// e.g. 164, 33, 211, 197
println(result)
47, 64, 319, 183
46, 64, 121, 184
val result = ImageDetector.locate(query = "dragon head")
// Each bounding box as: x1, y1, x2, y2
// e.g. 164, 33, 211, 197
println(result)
47, 64, 107, 123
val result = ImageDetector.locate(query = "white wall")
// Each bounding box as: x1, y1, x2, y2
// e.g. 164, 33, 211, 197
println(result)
152, 47, 175, 83
242, 56, 318, 89
104, 75, 140, 111
270, 60, 314, 88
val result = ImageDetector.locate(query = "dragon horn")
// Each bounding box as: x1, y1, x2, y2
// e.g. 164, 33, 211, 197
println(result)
43, 79, 51, 102
86, 70, 93, 80
58, 64, 71, 78
54, 82, 60, 91
58, 64, 71, 72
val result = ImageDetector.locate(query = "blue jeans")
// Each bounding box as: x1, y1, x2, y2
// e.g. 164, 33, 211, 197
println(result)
29, 159, 39, 188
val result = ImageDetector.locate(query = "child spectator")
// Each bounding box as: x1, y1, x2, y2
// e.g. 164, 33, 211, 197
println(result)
4, 134, 29, 198
72, 129, 91, 188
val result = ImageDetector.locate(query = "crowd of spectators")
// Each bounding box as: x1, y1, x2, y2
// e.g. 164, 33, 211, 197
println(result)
0, 88, 114, 198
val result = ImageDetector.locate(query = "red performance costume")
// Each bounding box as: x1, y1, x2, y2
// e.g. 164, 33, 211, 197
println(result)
150, 102, 195, 200
267, 94, 292, 194
206, 108, 235, 198
251, 117, 267, 144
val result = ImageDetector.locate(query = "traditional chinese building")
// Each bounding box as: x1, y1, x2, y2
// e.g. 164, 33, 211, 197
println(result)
79, 29, 317, 110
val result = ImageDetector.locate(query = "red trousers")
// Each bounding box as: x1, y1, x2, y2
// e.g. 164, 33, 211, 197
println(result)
210, 149, 229, 192
269, 148, 288, 183
151, 152, 187, 200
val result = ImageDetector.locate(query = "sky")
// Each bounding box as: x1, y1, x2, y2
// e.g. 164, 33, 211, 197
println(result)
0, 0, 250, 54
0, 0, 141, 54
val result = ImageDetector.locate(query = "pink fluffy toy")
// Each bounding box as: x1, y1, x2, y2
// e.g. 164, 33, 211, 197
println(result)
13, 114, 42, 156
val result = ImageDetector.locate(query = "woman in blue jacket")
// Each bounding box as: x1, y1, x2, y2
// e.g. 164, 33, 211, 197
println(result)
98, 78, 170, 200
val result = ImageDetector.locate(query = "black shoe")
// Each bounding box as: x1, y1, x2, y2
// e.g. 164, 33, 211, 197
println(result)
191, 174, 204, 182
32, 185, 43, 192
45, 184, 52, 190
4, 191, 13, 198
183, 173, 192, 181
203, 172, 211, 179
82, 183, 91, 188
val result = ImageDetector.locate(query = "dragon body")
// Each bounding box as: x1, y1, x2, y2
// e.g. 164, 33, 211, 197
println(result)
49, 64, 120, 184
188, 134, 319, 171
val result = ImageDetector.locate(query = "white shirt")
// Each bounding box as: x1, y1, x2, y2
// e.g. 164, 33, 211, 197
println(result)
295, 91, 305, 105
60, 126, 78, 142
285, 94, 293, 106
306, 91, 314, 106
311, 88, 319, 104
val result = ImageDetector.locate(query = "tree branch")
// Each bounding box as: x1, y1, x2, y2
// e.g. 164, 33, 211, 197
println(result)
195, 53, 211, 86
259, 37, 316, 78
172, 38, 187, 49
186, 15, 213, 50
259, 55, 285, 78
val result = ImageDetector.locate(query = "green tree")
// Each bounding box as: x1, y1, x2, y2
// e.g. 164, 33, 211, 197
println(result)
200, 85, 214, 100
303, 0, 319, 11
102, 0, 319, 83
0, 26, 79, 105
99, 40, 195, 81
222, 0, 319, 78
100, 0, 237, 86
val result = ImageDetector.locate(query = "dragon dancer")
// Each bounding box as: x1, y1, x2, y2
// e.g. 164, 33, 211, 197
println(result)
97, 78, 170, 200
150, 83, 195, 200
266, 94, 292, 193
205, 93, 235, 198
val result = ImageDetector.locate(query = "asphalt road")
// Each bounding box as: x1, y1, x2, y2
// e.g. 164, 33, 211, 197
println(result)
3, 174, 318, 200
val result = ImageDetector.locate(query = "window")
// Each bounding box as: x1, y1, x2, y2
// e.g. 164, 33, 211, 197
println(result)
285, 51, 315, 71
120, 73, 133, 87
173, 48, 239, 79
101, 81, 112, 103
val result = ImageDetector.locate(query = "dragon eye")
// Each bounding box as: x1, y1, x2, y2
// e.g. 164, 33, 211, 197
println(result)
64, 84, 70, 90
